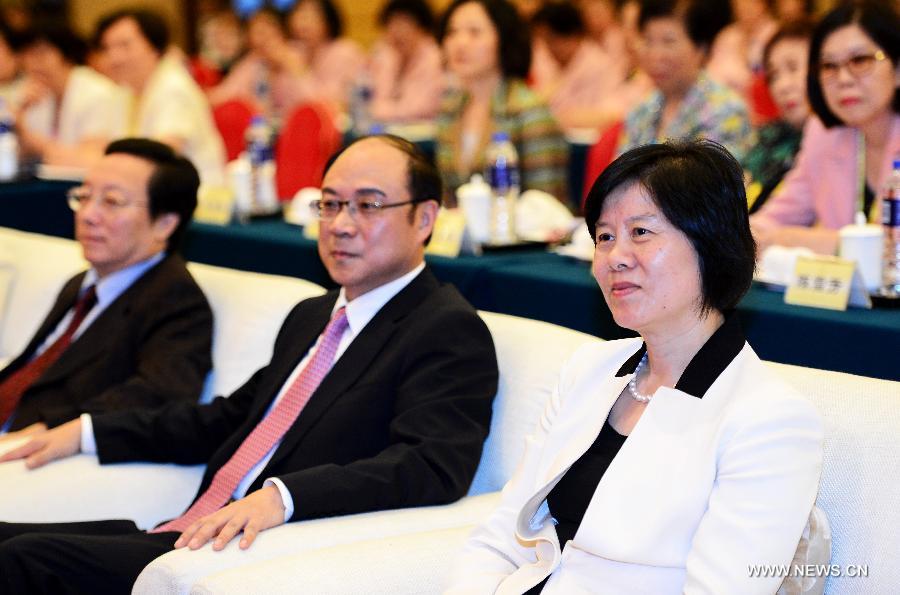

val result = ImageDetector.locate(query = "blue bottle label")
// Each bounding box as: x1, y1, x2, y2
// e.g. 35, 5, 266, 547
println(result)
883, 197, 900, 227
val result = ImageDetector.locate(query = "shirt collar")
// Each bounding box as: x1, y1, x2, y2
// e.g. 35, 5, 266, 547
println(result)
82, 252, 166, 309
615, 310, 746, 399
332, 262, 426, 337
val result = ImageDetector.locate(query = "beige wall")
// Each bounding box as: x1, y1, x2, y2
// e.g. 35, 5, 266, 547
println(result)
70, 0, 187, 47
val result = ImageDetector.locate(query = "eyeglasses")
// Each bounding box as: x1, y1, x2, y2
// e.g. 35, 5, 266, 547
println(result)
310, 198, 420, 221
67, 187, 147, 213
819, 50, 888, 82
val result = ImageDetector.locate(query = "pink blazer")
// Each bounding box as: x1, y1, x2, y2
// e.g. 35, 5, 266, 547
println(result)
751, 114, 900, 232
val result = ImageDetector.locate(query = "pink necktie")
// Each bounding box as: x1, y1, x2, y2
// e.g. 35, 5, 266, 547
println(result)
0, 286, 97, 427
152, 307, 349, 533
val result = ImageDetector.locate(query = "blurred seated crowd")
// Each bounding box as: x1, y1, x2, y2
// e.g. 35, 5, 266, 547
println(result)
0, 0, 898, 257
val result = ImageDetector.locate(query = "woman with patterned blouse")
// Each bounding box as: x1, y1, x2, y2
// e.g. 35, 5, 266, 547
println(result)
617, 0, 752, 163
436, 0, 569, 206
743, 20, 813, 214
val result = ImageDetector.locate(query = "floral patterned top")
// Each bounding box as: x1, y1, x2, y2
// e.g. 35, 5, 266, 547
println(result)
743, 120, 803, 214
436, 78, 569, 206
618, 73, 753, 163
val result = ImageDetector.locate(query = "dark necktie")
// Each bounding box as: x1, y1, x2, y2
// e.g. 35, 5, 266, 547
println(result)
152, 306, 349, 533
0, 285, 97, 427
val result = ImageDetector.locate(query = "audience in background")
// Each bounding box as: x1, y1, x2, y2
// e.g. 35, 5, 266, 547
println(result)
707, 0, 779, 122
13, 20, 127, 168
530, 1, 627, 131
284, 0, 365, 116
618, 0, 752, 163
207, 8, 305, 124
369, 0, 444, 123
577, 0, 628, 64
775, 0, 815, 22
0, 20, 22, 107
744, 19, 813, 214
751, 0, 900, 255
95, 9, 226, 186
195, 9, 245, 82
436, 0, 568, 204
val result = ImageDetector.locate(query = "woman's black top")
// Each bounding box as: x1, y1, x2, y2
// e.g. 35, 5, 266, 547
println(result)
523, 418, 627, 595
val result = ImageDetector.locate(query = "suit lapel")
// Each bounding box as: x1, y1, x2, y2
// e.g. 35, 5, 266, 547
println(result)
265, 270, 439, 471
2, 273, 83, 381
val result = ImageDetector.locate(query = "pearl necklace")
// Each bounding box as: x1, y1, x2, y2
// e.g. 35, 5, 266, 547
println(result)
628, 353, 653, 403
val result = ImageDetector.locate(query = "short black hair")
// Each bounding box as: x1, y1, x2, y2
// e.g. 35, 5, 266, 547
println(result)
379, 0, 435, 32
105, 138, 200, 252
438, 0, 532, 79
95, 9, 170, 55
18, 19, 89, 65
584, 140, 756, 315
807, 0, 900, 128
531, 1, 585, 37
292, 0, 343, 39
762, 18, 814, 80
638, 0, 731, 51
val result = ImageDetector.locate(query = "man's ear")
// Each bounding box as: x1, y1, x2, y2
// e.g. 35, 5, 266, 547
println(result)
417, 200, 440, 236
152, 213, 180, 244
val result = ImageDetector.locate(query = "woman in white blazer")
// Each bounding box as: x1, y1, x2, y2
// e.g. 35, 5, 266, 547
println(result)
446, 140, 824, 594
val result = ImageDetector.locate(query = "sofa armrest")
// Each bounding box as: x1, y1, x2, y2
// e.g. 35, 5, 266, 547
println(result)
133, 492, 501, 595
0, 451, 203, 530
192, 524, 475, 595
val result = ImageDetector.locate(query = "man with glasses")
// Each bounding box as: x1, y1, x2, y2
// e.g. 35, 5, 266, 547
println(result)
0, 138, 212, 437
0, 134, 498, 594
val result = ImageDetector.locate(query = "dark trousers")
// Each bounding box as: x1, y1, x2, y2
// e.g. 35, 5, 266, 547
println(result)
0, 520, 179, 594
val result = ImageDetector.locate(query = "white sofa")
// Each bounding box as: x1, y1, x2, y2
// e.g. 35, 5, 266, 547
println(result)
0, 227, 326, 528
174, 363, 900, 595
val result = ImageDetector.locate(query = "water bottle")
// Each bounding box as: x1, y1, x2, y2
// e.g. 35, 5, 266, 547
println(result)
0, 98, 18, 181
484, 131, 519, 245
878, 159, 900, 299
244, 115, 278, 215
349, 71, 373, 137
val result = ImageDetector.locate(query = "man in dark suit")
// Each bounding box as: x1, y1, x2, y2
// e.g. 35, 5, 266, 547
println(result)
0, 138, 212, 435
0, 134, 499, 594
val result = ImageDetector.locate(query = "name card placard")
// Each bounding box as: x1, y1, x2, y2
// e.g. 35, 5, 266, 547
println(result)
302, 219, 319, 240
194, 186, 235, 226
425, 208, 467, 258
784, 255, 871, 310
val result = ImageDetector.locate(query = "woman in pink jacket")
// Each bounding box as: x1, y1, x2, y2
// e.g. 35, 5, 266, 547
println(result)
751, 0, 900, 255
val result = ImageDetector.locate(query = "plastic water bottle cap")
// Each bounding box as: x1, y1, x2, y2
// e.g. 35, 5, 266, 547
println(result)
250, 114, 265, 126
491, 131, 510, 143
893, 159, 900, 169
855, 211, 867, 226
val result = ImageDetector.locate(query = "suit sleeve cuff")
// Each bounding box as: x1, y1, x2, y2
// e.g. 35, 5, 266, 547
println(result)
80, 413, 97, 454
264, 477, 294, 522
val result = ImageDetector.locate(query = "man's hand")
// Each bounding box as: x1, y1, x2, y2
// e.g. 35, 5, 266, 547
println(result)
0, 422, 48, 443
174, 485, 286, 552
0, 419, 81, 468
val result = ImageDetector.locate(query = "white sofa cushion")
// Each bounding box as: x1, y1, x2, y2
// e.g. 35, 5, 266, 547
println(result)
191, 524, 477, 595
470, 311, 596, 495
133, 493, 501, 595
768, 363, 900, 595
186, 262, 326, 401
0, 227, 86, 361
